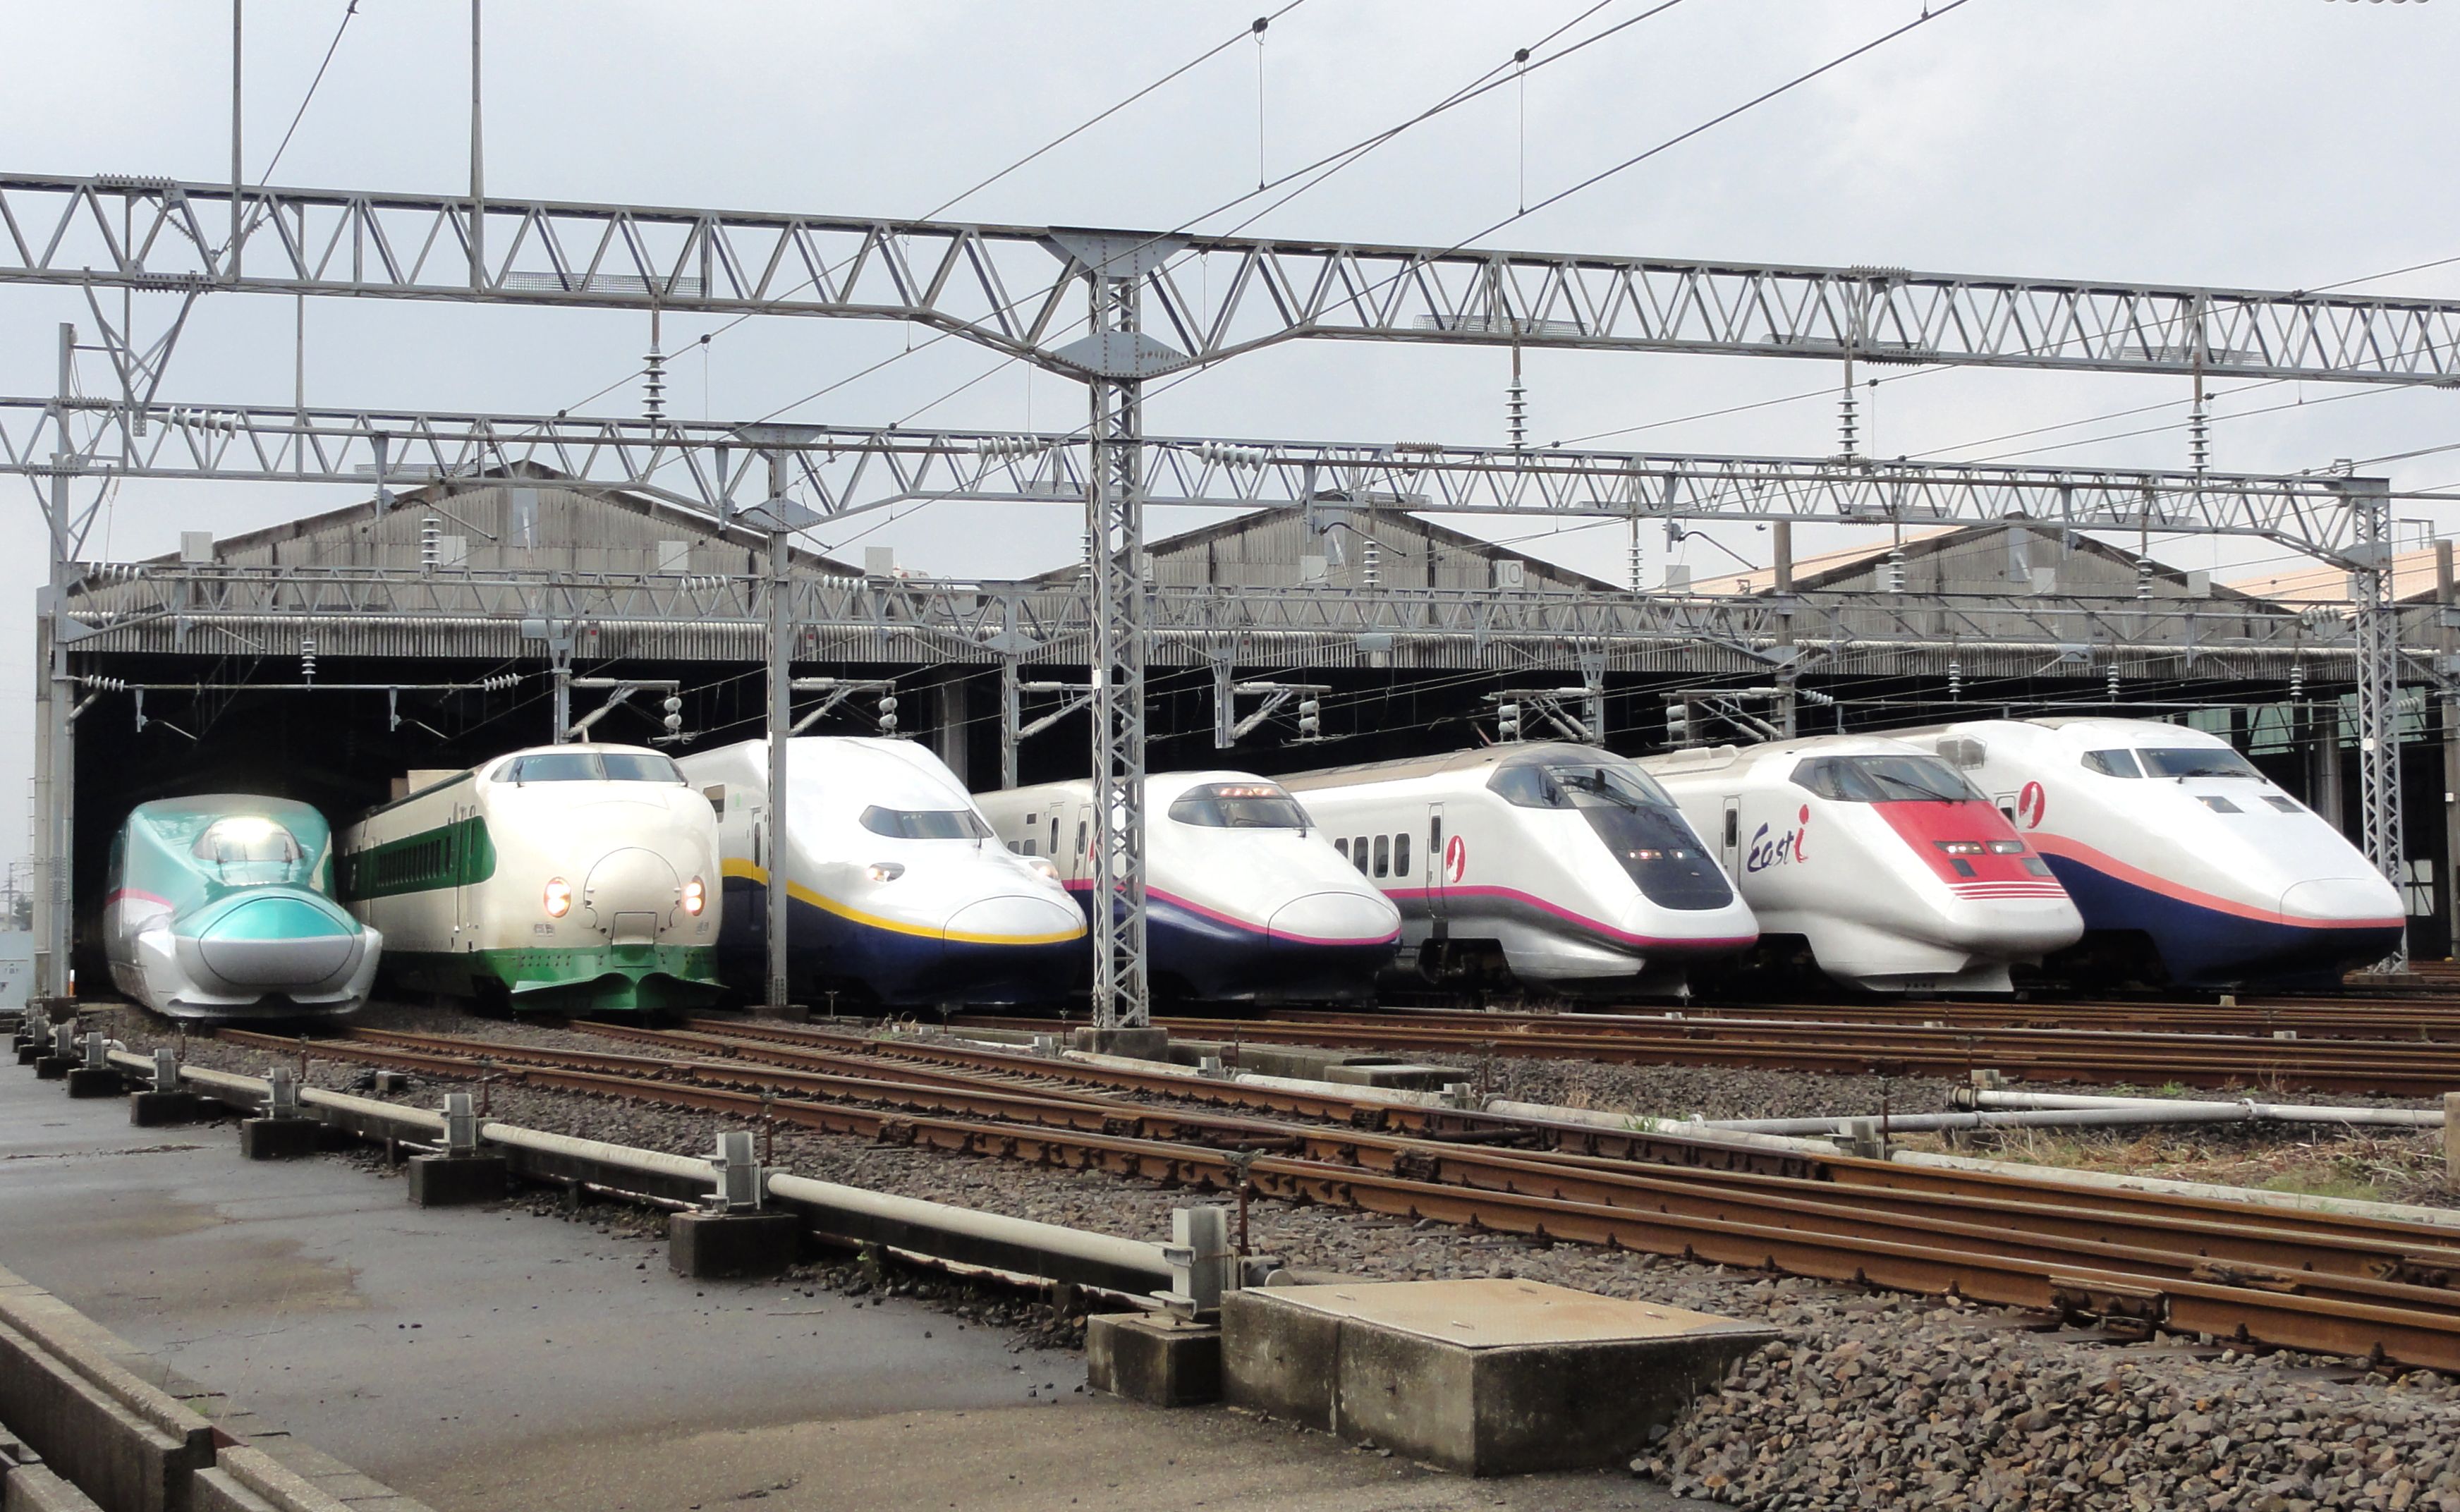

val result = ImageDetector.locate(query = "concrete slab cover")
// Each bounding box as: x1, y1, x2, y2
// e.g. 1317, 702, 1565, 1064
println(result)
1253, 1279, 1765, 1349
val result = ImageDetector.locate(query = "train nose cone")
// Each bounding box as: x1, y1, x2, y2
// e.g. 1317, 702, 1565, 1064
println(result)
194, 894, 358, 986
584, 847, 682, 942
944, 894, 1086, 945
2282, 876, 2404, 923
1266, 891, 1401, 946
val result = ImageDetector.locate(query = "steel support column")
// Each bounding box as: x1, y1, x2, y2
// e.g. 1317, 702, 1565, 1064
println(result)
2440, 539, 2458, 957
2349, 478, 2408, 959
37, 324, 75, 999
1048, 230, 1186, 1031
763, 453, 793, 1011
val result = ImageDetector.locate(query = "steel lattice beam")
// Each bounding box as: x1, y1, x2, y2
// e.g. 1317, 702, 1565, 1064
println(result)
0, 398, 2399, 566
4, 174, 2460, 383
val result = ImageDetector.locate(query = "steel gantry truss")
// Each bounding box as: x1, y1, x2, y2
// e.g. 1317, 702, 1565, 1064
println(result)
5, 166, 2446, 1007
7, 173, 2460, 384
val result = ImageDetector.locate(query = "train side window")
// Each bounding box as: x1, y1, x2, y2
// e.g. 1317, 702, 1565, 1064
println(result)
1723, 809, 1739, 847
1373, 836, 1390, 877
1394, 833, 1411, 875
1021, 838, 1037, 856
1335, 839, 1348, 861
1051, 817, 1060, 853
2081, 749, 2143, 778
1429, 816, 1442, 857
1076, 821, 1088, 858
1352, 838, 1370, 875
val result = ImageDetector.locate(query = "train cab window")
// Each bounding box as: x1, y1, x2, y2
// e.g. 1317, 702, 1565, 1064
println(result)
1394, 833, 1411, 875
1791, 755, 1980, 803
599, 752, 685, 783
2198, 795, 2243, 814
1166, 782, 1312, 829
2141, 747, 2263, 781
2265, 796, 2303, 814
1372, 836, 1389, 877
1351, 838, 1370, 875
2081, 749, 2143, 778
1335, 839, 1349, 861
497, 751, 601, 783
1019, 837, 1037, 856
859, 806, 994, 840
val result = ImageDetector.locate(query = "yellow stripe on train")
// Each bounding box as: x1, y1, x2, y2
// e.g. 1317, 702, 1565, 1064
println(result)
720, 858, 1085, 947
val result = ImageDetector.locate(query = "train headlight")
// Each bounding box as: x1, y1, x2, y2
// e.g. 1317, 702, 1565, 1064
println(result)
1933, 841, 1984, 857
1987, 840, 2026, 854
682, 877, 706, 915
542, 877, 573, 917
866, 862, 906, 883
1023, 855, 1059, 880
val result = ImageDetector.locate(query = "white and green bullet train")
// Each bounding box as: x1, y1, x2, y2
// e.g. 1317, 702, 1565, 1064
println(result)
105, 795, 382, 1020
338, 743, 724, 1013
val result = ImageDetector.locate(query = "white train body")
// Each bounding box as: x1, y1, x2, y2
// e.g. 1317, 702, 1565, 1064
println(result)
681, 738, 1085, 1007
975, 772, 1400, 1003
1884, 718, 2405, 985
1280, 743, 1755, 992
1643, 736, 2083, 994
339, 743, 724, 1013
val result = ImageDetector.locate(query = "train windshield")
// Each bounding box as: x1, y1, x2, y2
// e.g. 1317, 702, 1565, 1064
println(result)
860, 805, 994, 841
1792, 755, 1982, 803
1167, 783, 1312, 829
496, 752, 685, 784
192, 816, 304, 882
1487, 756, 1731, 909
2137, 746, 2263, 780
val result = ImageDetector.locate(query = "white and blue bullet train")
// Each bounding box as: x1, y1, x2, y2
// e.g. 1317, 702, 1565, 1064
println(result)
1642, 736, 2085, 994
1279, 744, 1756, 994
1884, 718, 2406, 987
974, 772, 1402, 1004
678, 738, 1086, 1008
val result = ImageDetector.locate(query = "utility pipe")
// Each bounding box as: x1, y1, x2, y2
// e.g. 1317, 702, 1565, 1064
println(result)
1969, 1088, 2444, 1127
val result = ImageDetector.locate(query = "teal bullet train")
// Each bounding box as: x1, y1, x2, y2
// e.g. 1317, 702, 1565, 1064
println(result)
104, 795, 382, 1020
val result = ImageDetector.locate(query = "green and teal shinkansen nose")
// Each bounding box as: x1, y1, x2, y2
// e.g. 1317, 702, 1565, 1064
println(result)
181, 889, 365, 987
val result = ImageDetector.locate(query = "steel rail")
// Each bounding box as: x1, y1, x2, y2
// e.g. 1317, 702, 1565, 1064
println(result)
202, 1025, 2460, 1369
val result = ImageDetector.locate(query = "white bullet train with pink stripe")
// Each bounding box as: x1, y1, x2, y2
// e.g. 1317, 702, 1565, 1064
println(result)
974, 772, 1401, 1004
1884, 718, 2406, 986
1641, 736, 2083, 994
1279, 743, 1756, 993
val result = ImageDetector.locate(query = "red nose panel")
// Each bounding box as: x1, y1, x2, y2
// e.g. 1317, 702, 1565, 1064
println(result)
1873, 800, 2068, 897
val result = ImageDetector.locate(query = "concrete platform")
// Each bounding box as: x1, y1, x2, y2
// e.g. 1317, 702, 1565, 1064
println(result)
1084, 1312, 1219, 1407
1320, 1060, 1461, 1091
0, 1047, 1717, 1512
1066, 1027, 1171, 1061
1223, 1279, 1775, 1476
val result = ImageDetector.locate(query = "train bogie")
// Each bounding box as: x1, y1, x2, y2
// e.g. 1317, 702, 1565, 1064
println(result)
681, 738, 1085, 1008
1645, 737, 2083, 994
1887, 718, 2405, 986
339, 744, 723, 1013
1283, 744, 1754, 994
978, 772, 1399, 1004
105, 796, 381, 1020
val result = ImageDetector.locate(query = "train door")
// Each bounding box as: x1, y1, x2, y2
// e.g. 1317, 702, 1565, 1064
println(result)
1718, 796, 1741, 879
1424, 803, 1447, 922
1071, 801, 1093, 884
451, 799, 473, 947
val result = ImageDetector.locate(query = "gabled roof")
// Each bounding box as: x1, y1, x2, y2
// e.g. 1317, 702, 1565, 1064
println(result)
2225, 546, 2444, 606
1686, 520, 2260, 601
1027, 504, 1624, 592
1684, 526, 1964, 595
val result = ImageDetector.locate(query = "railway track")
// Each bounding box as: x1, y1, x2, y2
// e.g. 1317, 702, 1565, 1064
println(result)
206, 1018, 2460, 1372
1560, 997, 2460, 1042
942, 1008, 2460, 1097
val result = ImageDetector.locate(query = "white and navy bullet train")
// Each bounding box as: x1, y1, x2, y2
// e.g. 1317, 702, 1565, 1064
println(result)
1642, 736, 2084, 994
975, 772, 1401, 1003
1884, 718, 2406, 987
1279, 743, 1757, 994
678, 738, 1086, 1008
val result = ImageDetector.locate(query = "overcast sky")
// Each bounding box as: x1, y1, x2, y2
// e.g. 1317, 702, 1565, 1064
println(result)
2, 0, 2456, 854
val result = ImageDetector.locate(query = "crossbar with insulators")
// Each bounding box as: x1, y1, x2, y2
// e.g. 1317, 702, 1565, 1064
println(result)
1157, 1205, 1234, 1320
707, 1130, 762, 1212
442, 1092, 477, 1156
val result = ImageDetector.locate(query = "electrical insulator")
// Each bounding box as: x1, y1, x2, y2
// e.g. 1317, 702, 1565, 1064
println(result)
2107, 666, 2121, 703
1360, 539, 1380, 590
420, 516, 441, 571
2290, 662, 2306, 702
300, 635, 317, 681
662, 695, 684, 733
877, 693, 899, 735
1947, 659, 1963, 700
1667, 702, 1691, 746
1296, 696, 1320, 740
1497, 702, 1521, 742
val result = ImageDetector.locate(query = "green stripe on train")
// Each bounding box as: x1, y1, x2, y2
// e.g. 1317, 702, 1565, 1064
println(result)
339, 815, 497, 901
382, 944, 721, 1012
